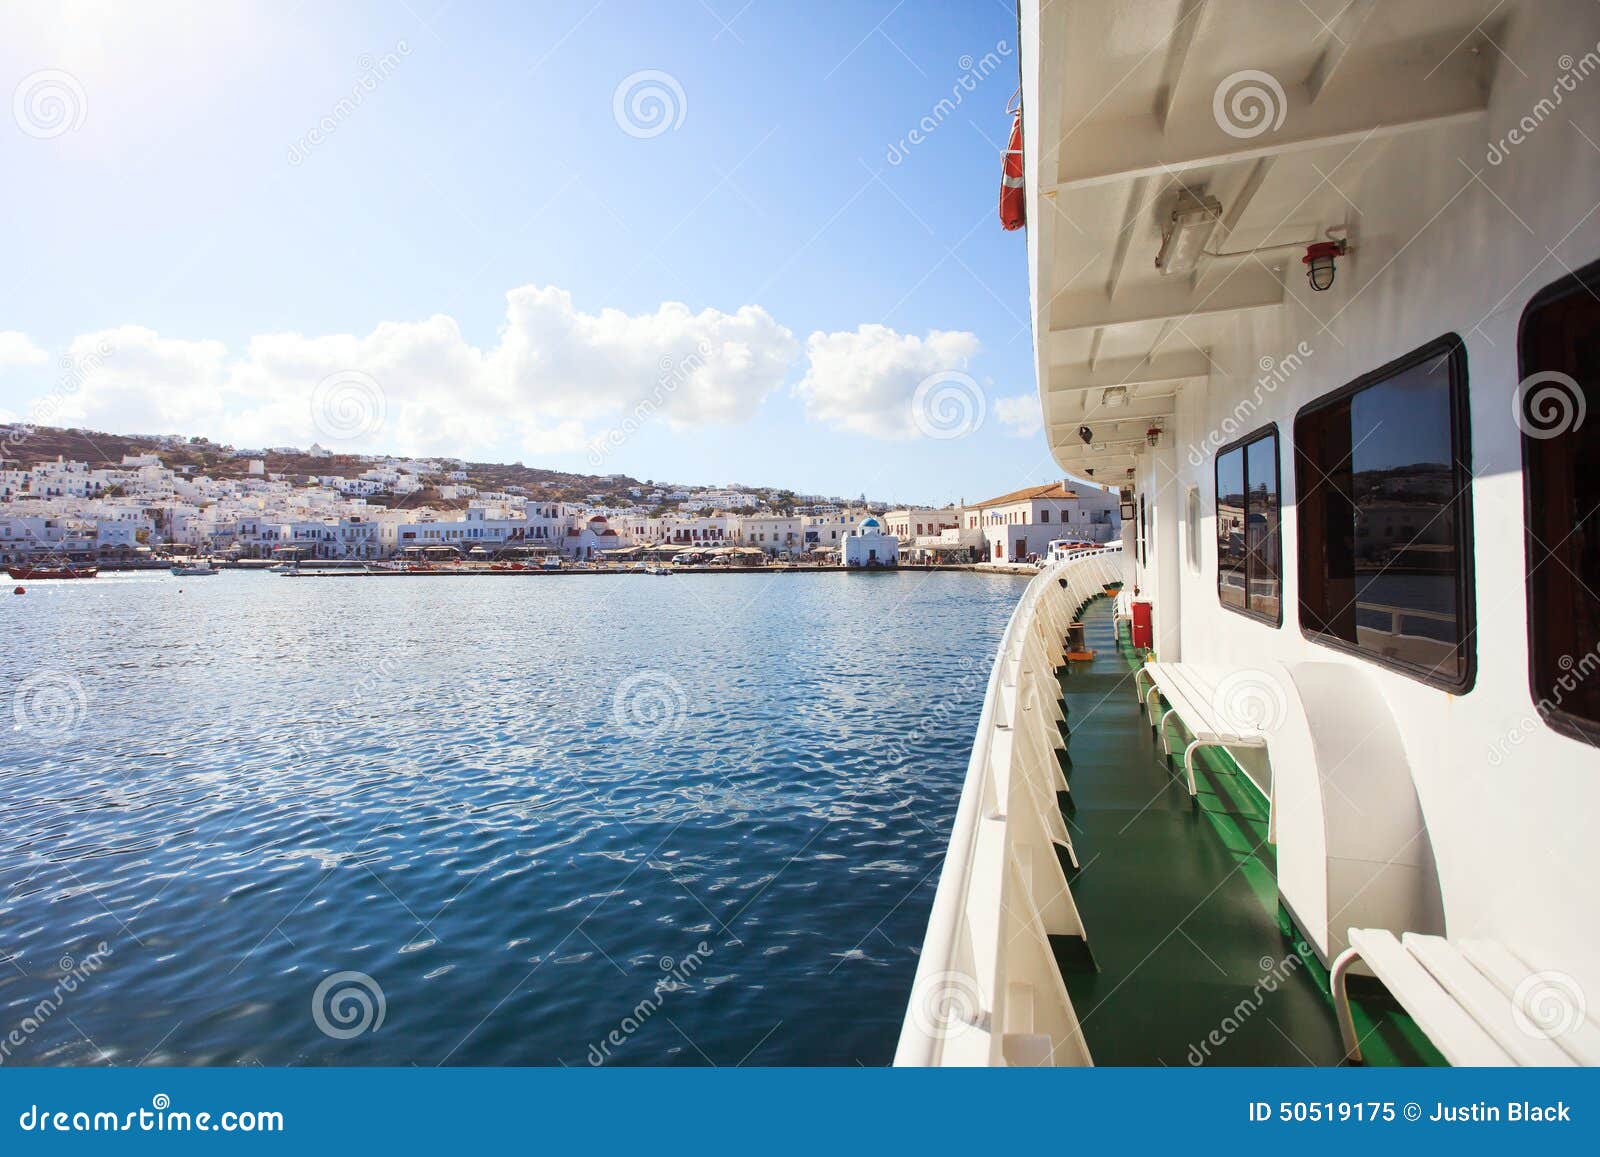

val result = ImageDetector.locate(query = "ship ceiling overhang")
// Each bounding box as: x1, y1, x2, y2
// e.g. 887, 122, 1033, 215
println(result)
1022, 0, 1504, 483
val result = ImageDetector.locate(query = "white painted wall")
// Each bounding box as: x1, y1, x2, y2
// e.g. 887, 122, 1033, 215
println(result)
1156, 3, 1600, 993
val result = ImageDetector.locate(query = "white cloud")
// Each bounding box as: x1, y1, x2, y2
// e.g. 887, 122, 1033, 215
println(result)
994, 392, 1043, 438
48, 287, 798, 457
793, 325, 980, 439
0, 331, 49, 369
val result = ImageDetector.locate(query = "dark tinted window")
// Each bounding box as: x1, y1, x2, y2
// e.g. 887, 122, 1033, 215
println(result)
1520, 262, 1600, 741
1138, 494, 1147, 565
1295, 336, 1474, 689
1247, 435, 1282, 620
1215, 426, 1278, 622
1216, 447, 1246, 609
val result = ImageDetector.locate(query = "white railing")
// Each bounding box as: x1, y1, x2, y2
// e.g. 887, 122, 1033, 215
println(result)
895, 543, 1125, 1066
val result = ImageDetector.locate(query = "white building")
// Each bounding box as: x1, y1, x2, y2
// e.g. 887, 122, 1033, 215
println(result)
881, 506, 962, 543
801, 510, 869, 551
563, 514, 622, 560
736, 514, 802, 557
968, 480, 1121, 563
841, 516, 898, 568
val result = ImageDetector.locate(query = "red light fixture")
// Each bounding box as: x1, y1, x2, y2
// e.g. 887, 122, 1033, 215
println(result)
1303, 238, 1347, 291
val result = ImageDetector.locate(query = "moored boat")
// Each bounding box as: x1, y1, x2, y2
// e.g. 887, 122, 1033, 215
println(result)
7, 565, 98, 580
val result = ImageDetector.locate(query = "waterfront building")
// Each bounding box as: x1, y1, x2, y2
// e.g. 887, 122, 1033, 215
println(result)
840, 516, 898, 568
735, 514, 802, 557
564, 514, 621, 560
881, 506, 962, 544
967, 480, 1120, 562
801, 510, 870, 550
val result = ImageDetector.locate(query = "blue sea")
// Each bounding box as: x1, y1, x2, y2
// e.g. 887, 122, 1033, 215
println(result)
0, 569, 1021, 1066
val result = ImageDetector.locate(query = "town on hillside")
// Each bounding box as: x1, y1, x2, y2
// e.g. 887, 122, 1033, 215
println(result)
0, 426, 1122, 570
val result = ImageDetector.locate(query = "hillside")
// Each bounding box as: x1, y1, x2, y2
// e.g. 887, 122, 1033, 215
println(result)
0, 423, 811, 509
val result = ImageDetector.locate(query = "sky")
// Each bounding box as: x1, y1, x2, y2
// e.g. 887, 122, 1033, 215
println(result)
0, 0, 1072, 507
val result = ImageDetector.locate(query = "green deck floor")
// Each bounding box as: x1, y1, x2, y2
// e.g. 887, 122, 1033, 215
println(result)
1049, 596, 1443, 1067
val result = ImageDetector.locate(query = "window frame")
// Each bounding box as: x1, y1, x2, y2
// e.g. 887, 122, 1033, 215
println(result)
1184, 485, 1202, 575
1293, 333, 1477, 693
1214, 422, 1282, 627
1518, 259, 1600, 745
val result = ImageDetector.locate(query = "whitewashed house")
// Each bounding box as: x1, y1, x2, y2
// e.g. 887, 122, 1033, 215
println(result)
841, 516, 898, 568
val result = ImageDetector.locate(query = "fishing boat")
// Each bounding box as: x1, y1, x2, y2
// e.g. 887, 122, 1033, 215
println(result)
644, 564, 673, 576
900, 0, 1600, 1069
6, 564, 98, 580
171, 561, 220, 576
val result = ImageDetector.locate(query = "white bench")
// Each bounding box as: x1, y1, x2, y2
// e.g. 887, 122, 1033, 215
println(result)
1130, 662, 1269, 797
1331, 929, 1600, 1066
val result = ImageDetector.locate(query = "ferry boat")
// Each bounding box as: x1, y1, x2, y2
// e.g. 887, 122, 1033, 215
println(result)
899, 0, 1600, 1068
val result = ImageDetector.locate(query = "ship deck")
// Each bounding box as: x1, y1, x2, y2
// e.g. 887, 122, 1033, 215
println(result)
1048, 598, 1444, 1067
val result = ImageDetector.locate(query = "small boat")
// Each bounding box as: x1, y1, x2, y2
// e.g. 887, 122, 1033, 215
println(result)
540, 557, 562, 571
171, 561, 219, 576
6, 565, 98, 580
644, 565, 673, 576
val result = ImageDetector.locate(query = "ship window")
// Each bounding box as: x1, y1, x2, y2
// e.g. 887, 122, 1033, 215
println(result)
1185, 486, 1201, 574
1520, 260, 1600, 742
1295, 335, 1474, 690
1138, 495, 1147, 565
1215, 425, 1280, 623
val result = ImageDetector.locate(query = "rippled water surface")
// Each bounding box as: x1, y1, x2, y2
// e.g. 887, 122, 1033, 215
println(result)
0, 569, 1022, 1065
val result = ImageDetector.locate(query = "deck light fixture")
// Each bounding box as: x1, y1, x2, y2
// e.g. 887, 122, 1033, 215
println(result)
1303, 238, 1347, 291
1155, 192, 1223, 276
1146, 424, 1162, 447
1102, 385, 1129, 408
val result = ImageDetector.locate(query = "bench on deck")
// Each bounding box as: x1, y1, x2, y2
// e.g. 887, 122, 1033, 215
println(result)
1130, 662, 1268, 797
1332, 929, 1600, 1066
